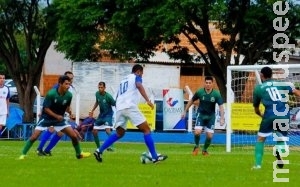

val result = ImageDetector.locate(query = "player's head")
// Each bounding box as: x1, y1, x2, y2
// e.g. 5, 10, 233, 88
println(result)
58, 75, 71, 92
204, 76, 214, 91
132, 64, 144, 77
260, 67, 272, 80
98, 81, 106, 94
64, 71, 74, 84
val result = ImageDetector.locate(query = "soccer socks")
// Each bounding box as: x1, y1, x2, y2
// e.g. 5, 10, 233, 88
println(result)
93, 133, 101, 148
73, 143, 82, 156
98, 133, 119, 153
203, 138, 211, 151
22, 140, 35, 155
194, 135, 200, 147
144, 133, 158, 160
37, 130, 53, 151
254, 142, 264, 166
44, 133, 62, 152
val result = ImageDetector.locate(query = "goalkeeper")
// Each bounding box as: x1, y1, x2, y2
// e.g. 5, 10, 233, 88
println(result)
252, 66, 300, 169
182, 76, 225, 156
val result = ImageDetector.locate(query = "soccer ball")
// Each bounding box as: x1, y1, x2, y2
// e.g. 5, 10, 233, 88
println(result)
140, 151, 161, 164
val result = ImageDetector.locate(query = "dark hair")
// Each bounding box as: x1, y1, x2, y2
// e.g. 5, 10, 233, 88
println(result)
261, 66, 272, 79
98, 81, 106, 87
58, 75, 71, 84
132, 64, 143, 73
64, 71, 73, 76
205, 76, 213, 82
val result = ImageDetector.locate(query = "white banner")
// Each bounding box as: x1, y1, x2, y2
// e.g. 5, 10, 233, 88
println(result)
163, 88, 185, 130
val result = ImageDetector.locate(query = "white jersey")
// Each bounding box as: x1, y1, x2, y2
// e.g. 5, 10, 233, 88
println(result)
0, 85, 10, 115
116, 73, 142, 111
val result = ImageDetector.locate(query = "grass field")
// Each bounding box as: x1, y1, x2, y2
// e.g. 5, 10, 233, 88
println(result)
0, 140, 299, 187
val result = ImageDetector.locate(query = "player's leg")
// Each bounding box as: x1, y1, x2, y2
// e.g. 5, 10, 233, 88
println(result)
92, 128, 100, 147
193, 114, 203, 155
19, 125, 45, 159
94, 110, 125, 162
105, 117, 114, 151
202, 117, 215, 155
274, 119, 289, 169
59, 125, 90, 159
36, 126, 55, 155
252, 118, 271, 169
43, 131, 64, 155
133, 108, 167, 163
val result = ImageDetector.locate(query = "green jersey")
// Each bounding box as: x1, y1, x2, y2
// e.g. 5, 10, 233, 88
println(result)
193, 88, 223, 116
95, 91, 116, 117
41, 88, 72, 120
253, 79, 293, 118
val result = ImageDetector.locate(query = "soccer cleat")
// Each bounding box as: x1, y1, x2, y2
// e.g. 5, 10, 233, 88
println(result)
202, 150, 209, 156
251, 165, 261, 170
44, 151, 52, 156
93, 150, 103, 162
76, 152, 91, 159
192, 146, 199, 156
18, 155, 26, 160
106, 147, 114, 152
36, 150, 46, 156
275, 151, 284, 169
153, 154, 168, 164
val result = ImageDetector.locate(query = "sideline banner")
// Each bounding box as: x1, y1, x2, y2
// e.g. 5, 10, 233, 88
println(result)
127, 103, 156, 130
231, 103, 263, 130
163, 88, 185, 131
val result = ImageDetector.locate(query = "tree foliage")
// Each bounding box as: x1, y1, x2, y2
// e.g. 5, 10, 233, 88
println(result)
54, 0, 300, 99
0, 0, 58, 121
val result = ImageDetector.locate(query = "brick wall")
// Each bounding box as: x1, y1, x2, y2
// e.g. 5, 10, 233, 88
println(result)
41, 75, 60, 96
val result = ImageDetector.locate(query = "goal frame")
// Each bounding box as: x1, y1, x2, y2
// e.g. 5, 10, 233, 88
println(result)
226, 64, 300, 152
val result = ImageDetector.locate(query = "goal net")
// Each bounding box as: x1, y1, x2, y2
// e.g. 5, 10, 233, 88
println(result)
226, 64, 300, 152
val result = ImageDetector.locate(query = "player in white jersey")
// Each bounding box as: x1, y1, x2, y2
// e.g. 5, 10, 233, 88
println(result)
94, 64, 168, 163
0, 74, 10, 137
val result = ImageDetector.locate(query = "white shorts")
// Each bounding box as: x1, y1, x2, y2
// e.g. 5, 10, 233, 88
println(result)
35, 124, 71, 132
115, 106, 146, 130
93, 124, 112, 130
0, 114, 7, 125
194, 126, 214, 133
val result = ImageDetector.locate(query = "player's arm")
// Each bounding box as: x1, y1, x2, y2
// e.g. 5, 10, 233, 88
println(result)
218, 104, 225, 125
292, 88, 300, 97
254, 106, 263, 118
89, 100, 99, 115
182, 98, 196, 119
44, 107, 64, 121
136, 82, 154, 109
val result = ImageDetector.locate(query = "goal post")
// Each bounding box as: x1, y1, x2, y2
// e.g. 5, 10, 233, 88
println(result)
226, 64, 300, 152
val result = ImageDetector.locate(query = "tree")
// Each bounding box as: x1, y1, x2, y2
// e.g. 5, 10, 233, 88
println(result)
54, 0, 300, 100
0, 0, 58, 121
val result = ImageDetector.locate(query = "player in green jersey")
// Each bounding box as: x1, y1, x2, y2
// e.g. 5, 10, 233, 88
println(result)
252, 66, 300, 169
182, 76, 225, 156
19, 75, 90, 160
89, 81, 116, 150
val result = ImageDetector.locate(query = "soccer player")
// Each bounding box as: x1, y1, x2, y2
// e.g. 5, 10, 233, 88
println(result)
252, 66, 300, 169
182, 76, 225, 156
0, 73, 10, 137
93, 64, 168, 163
19, 75, 90, 159
89, 81, 116, 150
36, 71, 75, 156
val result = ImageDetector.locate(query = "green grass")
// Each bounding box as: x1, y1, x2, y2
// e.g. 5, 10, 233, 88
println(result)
0, 140, 299, 187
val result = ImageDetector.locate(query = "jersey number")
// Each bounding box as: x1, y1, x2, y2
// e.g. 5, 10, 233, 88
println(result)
119, 81, 128, 95
266, 87, 282, 101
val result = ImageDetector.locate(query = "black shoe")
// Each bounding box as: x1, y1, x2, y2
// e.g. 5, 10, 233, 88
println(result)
275, 151, 284, 169
36, 149, 46, 156
93, 150, 103, 162
44, 151, 52, 156
153, 154, 168, 164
